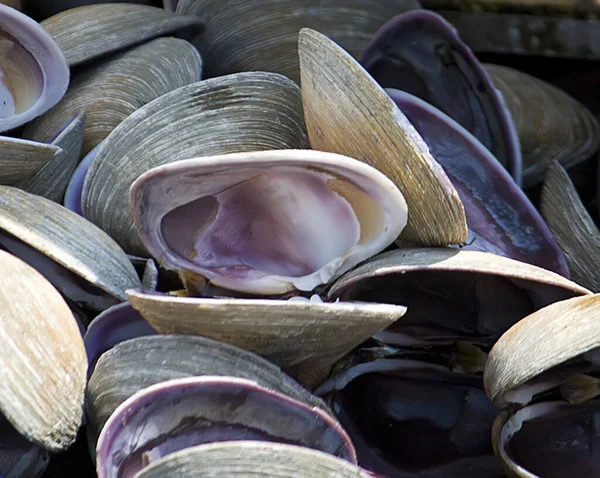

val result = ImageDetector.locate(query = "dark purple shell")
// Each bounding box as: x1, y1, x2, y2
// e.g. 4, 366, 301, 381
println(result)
317, 357, 503, 477
360, 10, 522, 184
64, 143, 100, 216
388, 89, 568, 277
84, 301, 157, 378
96, 376, 356, 478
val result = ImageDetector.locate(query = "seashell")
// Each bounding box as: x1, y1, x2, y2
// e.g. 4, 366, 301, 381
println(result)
0, 137, 60, 186
126, 290, 406, 389
0, 415, 50, 478
176, 0, 420, 83
64, 142, 99, 215
0, 250, 86, 451
0, 5, 69, 132
135, 442, 374, 478
86, 335, 330, 443
540, 161, 600, 292
82, 72, 310, 256
328, 248, 590, 347
359, 10, 522, 183
96, 376, 356, 477
41, 3, 204, 67
435, 11, 600, 60
298, 27, 467, 247
484, 294, 600, 477
484, 64, 600, 188
0, 186, 141, 311
387, 88, 568, 276
163, 0, 177, 11
130, 149, 408, 295
18, 111, 85, 202
24, 37, 203, 159
317, 350, 503, 477
0, 1, 20, 10
21, 0, 162, 21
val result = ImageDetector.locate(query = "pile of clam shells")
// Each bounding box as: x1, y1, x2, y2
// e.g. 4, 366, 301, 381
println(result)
1, 0, 600, 477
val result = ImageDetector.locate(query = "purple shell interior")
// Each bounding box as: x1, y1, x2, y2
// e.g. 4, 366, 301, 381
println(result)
83, 301, 157, 378
96, 377, 356, 478
387, 88, 569, 277
64, 143, 100, 215
359, 9, 522, 185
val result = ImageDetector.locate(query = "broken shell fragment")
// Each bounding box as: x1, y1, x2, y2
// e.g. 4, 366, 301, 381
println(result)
328, 248, 589, 347
485, 64, 600, 188
130, 149, 407, 295
135, 442, 374, 478
126, 290, 406, 389
298, 27, 467, 247
83, 72, 310, 255
96, 376, 356, 477
41, 3, 204, 66
387, 88, 568, 276
24, 37, 203, 159
0, 250, 86, 451
0, 4, 69, 132
360, 10, 522, 183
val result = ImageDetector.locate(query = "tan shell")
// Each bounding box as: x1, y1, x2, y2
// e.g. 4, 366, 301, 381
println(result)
490, 411, 537, 478
24, 37, 203, 159
135, 441, 373, 478
126, 291, 407, 389
0, 250, 86, 451
540, 161, 600, 292
86, 335, 330, 441
298, 28, 467, 247
176, 0, 419, 84
19, 111, 85, 202
0, 187, 140, 303
41, 3, 204, 67
0, 137, 60, 186
82, 72, 310, 256
484, 64, 600, 188
484, 294, 600, 407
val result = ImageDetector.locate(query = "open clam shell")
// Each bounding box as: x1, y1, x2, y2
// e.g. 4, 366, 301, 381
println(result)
328, 248, 589, 347
387, 88, 568, 276
126, 291, 406, 389
96, 376, 356, 477
0, 250, 86, 451
86, 334, 330, 443
541, 161, 600, 292
0, 186, 141, 311
0, 4, 69, 132
485, 64, 600, 188
130, 149, 407, 295
176, 0, 419, 83
41, 3, 204, 67
24, 37, 203, 159
135, 442, 374, 478
298, 27, 467, 247
360, 10, 522, 183
485, 294, 600, 477
82, 72, 309, 256
18, 111, 85, 202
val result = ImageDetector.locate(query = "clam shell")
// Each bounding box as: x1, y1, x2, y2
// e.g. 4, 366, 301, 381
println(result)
126, 291, 406, 389
485, 64, 600, 188
0, 250, 86, 451
298, 28, 467, 247
328, 248, 589, 346
18, 111, 85, 202
176, 0, 419, 83
86, 334, 329, 441
96, 376, 356, 477
0, 1, 20, 10
64, 142, 98, 215
129, 149, 408, 295
0, 5, 69, 132
540, 161, 600, 292
0, 187, 141, 309
0, 137, 60, 185
41, 3, 204, 66
24, 37, 203, 159
135, 441, 373, 478
484, 294, 600, 408
0, 414, 50, 478
82, 72, 310, 255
